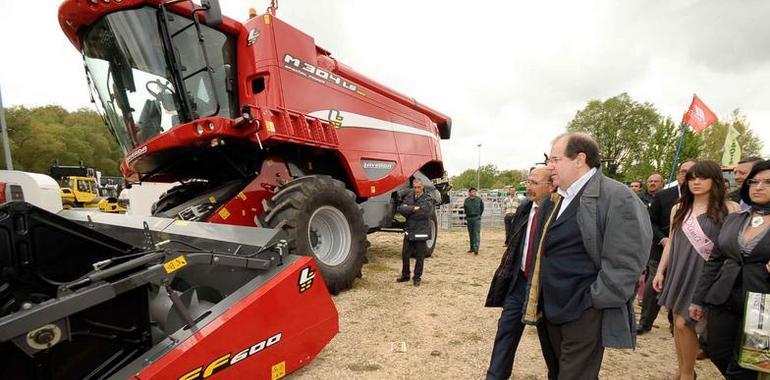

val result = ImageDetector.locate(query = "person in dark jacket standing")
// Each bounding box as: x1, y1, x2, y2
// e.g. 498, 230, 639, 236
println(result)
485, 166, 558, 380
396, 179, 434, 287
637, 160, 695, 335
523, 132, 651, 379
464, 187, 484, 254
691, 160, 770, 379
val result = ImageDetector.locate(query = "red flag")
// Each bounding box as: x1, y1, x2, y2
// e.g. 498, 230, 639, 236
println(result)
682, 94, 718, 132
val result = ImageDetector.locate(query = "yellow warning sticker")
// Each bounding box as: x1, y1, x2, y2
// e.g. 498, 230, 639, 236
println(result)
238, 192, 248, 200
218, 208, 231, 220
271, 361, 286, 380
370, 185, 376, 194
263, 14, 271, 24
209, 196, 217, 204
266, 120, 275, 133
163, 255, 187, 274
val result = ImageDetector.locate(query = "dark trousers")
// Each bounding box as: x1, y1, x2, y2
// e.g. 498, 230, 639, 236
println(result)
400, 238, 425, 280
467, 216, 481, 252
707, 306, 758, 380
504, 213, 515, 245
545, 307, 604, 380
638, 260, 662, 330
487, 271, 559, 380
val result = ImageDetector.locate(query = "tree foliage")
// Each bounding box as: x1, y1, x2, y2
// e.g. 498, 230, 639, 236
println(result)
625, 117, 701, 182
567, 93, 660, 180
699, 109, 764, 163
0, 106, 123, 176
451, 164, 524, 189
566, 94, 763, 183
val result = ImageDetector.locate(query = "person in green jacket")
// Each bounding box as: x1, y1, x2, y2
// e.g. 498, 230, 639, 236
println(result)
463, 187, 484, 254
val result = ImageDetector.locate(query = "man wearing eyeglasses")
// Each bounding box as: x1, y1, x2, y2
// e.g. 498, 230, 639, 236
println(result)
485, 166, 559, 380
523, 132, 652, 378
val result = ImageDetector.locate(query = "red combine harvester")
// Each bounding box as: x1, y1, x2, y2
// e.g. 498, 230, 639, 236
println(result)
58, 0, 451, 295
0, 1, 451, 379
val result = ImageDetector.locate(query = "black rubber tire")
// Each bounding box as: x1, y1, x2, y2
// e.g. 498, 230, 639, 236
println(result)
262, 176, 367, 294
410, 210, 438, 258
151, 181, 211, 216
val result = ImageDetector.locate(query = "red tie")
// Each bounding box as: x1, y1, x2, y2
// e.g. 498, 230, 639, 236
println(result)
524, 206, 539, 278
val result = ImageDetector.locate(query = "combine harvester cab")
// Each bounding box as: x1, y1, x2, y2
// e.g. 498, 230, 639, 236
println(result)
58, 0, 452, 293
0, 172, 338, 379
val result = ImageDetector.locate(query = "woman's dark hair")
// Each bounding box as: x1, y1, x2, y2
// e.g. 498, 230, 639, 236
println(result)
740, 159, 770, 206
671, 160, 729, 231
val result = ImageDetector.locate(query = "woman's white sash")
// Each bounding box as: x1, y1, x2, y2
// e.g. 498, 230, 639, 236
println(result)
682, 212, 714, 261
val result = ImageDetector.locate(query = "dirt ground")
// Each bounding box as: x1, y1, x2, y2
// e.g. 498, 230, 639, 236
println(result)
293, 228, 723, 379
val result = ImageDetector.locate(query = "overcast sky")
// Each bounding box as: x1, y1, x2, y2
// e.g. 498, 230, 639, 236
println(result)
1, 0, 768, 175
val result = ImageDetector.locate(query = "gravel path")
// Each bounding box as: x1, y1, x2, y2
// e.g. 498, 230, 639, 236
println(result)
293, 228, 722, 379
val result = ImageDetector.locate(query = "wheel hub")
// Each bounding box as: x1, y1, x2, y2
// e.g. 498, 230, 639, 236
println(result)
307, 206, 352, 266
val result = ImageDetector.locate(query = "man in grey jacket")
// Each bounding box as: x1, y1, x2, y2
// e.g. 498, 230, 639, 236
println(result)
524, 132, 652, 379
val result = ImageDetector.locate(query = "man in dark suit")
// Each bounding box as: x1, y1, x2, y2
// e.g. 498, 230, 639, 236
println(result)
637, 160, 695, 334
485, 166, 558, 380
524, 132, 651, 379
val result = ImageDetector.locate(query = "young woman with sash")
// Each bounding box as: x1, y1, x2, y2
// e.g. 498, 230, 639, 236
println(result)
653, 160, 740, 380
690, 160, 770, 379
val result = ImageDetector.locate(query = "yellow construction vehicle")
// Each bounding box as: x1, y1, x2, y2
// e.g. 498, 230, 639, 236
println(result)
51, 164, 125, 213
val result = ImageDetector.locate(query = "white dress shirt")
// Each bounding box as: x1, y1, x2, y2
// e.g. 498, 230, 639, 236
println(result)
556, 167, 597, 219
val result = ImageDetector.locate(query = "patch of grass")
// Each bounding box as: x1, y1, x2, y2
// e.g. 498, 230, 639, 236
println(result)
448, 339, 462, 346
347, 362, 383, 372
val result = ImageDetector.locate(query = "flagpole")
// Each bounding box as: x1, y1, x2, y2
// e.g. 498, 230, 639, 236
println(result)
0, 84, 13, 170
667, 122, 687, 184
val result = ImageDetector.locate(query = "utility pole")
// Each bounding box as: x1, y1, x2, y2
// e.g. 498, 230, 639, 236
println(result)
0, 84, 13, 170
476, 143, 481, 190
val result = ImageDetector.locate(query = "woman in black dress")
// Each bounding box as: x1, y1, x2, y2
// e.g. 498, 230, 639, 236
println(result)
692, 160, 770, 379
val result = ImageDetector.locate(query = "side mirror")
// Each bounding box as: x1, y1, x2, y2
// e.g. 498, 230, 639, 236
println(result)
201, 0, 223, 27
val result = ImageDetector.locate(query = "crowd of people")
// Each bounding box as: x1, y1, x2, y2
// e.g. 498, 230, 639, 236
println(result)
396, 132, 770, 379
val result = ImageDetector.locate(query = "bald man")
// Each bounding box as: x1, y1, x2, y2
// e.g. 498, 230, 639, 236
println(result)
485, 166, 559, 379
637, 174, 663, 208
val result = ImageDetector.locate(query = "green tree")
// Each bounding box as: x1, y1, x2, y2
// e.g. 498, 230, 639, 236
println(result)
567, 93, 661, 180
451, 164, 499, 189
493, 169, 525, 189
0, 106, 123, 176
625, 117, 701, 182
699, 109, 764, 164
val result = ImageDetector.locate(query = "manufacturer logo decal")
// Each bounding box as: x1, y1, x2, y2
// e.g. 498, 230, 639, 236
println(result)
126, 146, 148, 162
247, 28, 260, 46
298, 266, 316, 293
362, 161, 396, 170
178, 333, 283, 380
282, 54, 358, 93
361, 160, 397, 180
328, 110, 344, 128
